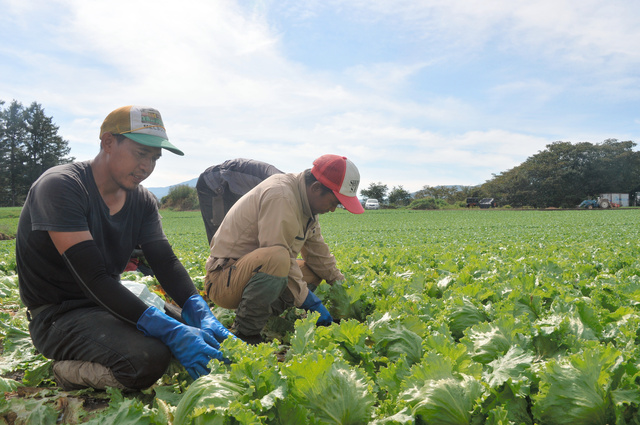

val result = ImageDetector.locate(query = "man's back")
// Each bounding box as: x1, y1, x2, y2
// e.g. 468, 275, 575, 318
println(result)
197, 158, 283, 243
208, 172, 311, 262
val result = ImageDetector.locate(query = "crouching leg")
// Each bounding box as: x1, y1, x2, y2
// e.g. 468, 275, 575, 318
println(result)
30, 301, 172, 390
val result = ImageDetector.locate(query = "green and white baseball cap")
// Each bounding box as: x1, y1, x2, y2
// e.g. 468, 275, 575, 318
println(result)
100, 105, 184, 156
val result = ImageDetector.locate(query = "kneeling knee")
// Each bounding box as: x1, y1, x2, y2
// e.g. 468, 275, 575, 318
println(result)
114, 342, 172, 390
260, 246, 290, 277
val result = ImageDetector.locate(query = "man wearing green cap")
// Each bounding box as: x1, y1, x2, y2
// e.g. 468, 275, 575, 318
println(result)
16, 105, 234, 390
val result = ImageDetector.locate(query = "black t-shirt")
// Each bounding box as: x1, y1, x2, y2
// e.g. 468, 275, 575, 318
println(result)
16, 161, 167, 308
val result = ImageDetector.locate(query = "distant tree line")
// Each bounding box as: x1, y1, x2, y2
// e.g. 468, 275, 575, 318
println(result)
161, 185, 199, 211
360, 139, 640, 209
360, 181, 484, 210
482, 139, 640, 208
0, 100, 74, 207
2, 99, 637, 211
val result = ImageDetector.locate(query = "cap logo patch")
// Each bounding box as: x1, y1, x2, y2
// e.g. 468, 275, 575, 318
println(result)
141, 109, 163, 127
347, 179, 358, 194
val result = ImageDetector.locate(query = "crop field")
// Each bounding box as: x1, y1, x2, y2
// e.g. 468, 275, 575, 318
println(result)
2, 208, 640, 424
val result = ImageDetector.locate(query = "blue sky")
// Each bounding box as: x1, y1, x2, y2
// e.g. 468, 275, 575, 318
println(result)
1, 0, 638, 193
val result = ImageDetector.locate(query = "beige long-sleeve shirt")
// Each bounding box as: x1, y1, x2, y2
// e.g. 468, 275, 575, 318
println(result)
205, 172, 344, 306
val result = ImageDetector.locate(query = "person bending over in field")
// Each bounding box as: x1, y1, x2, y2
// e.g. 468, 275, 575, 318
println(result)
204, 154, 364, 344
16, 106, 234, 391
196, 158, 283, 245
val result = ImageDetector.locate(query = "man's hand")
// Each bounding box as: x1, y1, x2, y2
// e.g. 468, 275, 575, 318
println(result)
182, 295, 235, 344
137, 306, 228, 379
300, 291, 333, 326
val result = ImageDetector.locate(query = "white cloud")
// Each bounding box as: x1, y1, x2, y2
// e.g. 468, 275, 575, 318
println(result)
345, 62, 431, 91
335, 0, 640, 67
1, 0, 637, 193
488, 79, 564, 107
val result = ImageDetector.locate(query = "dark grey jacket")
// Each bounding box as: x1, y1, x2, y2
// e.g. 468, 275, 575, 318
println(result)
196, 158, 283, 243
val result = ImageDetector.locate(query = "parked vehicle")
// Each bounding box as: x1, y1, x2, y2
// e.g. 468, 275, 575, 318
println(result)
479, 198, 497, 208
578, 197, 618, 209
364, 199, 380, 210
466, 197, 480, 208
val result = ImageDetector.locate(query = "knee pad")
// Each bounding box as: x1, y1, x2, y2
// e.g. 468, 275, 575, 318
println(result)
243, 272, 289, 305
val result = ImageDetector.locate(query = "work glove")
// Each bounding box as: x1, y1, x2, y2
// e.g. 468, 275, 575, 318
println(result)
182, 294, 235, 346
300, 291, 333, 326
137, 306, 228, 380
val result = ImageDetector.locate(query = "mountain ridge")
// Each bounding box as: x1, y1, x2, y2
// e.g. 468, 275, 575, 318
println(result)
146, 177, 198, 199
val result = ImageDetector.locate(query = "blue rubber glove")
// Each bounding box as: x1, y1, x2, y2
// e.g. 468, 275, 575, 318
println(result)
137, 306, 228, 379
182, 294, 235, 346
300, 291, 333, 326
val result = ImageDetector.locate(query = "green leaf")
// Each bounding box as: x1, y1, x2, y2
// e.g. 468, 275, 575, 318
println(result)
405, 351, 455, 383
223, 337, 285, 404
401, 375, 484, 425
286, 314, 320, 359
611, 388, 640, 406
174, 372, 246, 425
483, 346, 534, 396
0, 375, 24, 392
283, 353, 375, 424
369, 406, 414, 424
369, 313, 423, 365
325, 282, 375, 322
484, 406, 511, 425
376, 356, 412, 402
483, 384, 533, 425
1, 397, 59, 425
22, 359, 53, 387
153, 383, 184, 408
462, 316, 530, 364
272, 398, 310, 425
424, 333, 482, 378
447, 297, 489, 340
0, 320, 41, 375
227, 400, 263, 425
323, 319, 377, 374
532, 346, 622, 425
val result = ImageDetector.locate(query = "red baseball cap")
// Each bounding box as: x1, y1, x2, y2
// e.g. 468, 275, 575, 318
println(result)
311, 154, 364, 214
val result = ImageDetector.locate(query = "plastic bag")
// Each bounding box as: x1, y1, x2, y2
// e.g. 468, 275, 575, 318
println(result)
121, 281, 165, 310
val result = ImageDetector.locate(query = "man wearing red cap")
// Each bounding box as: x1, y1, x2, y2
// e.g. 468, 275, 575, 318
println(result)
204, 154, 364, 343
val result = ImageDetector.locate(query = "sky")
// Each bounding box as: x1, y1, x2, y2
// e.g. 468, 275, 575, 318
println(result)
1, 0, 639, 193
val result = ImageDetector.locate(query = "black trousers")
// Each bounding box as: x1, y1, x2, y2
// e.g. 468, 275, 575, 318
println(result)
196, 179, 242, 245
29, 299, 172, 390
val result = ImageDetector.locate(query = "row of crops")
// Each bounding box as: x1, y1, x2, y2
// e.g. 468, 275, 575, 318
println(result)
1, 208, 640, 424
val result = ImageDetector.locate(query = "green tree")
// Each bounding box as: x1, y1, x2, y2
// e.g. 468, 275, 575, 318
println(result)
415, 185, 476, 204
451, 186, 484, 204
408, 197, 445, 210
161, 185, 199, 211
482, 139, 640, 208
360, 182, 388, 203
23, 102, 74, 185
388, 185, 412, 206
0, 100, 74, 207
0, 101, 28, 206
